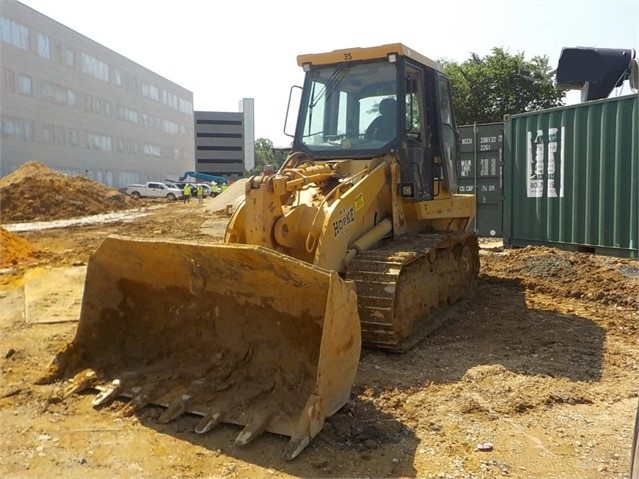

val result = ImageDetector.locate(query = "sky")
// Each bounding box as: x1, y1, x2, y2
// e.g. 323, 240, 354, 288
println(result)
17, 0, 639, 147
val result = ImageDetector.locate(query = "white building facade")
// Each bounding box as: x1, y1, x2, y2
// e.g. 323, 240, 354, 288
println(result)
1, 0, 195, 187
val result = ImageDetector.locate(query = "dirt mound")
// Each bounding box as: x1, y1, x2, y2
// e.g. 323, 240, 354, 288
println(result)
206, 178, 248, 213
0, 161, 141, 223
0, 227, 37, 267
481, 245, 639, 309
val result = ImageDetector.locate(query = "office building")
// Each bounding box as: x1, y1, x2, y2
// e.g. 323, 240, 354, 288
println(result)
194, 98, 255, 178
1, 0, 195, 187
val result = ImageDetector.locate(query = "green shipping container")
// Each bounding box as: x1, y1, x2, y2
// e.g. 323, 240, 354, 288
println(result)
458, 123, 504, 237
503, 94, 639, 259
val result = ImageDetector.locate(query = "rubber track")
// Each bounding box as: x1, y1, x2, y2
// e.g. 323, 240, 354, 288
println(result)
345, 231, 479, 352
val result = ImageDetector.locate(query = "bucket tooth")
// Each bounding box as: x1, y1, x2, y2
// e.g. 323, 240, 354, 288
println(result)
235, 410, 273, 446
158, 394, 191, 423
194, 411, 224, 434
122, 386, 150, 416
283, 436, 310, 461
64, 368, 99, 397
92, 379, 122, 407
282, 394, 328, 460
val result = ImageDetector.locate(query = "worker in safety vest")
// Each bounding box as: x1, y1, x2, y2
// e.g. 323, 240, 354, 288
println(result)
183, 183, 192, 203
196, 184, 204, 204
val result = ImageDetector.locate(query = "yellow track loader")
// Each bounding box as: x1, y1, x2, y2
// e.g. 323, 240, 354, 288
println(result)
40, 43, 479, 460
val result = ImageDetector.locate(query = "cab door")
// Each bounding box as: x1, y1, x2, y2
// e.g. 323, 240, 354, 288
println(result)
398, 62, 433, 201
435, 73, 460, 193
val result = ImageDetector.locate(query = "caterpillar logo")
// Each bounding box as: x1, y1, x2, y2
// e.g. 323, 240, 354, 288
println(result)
333, 207, 355, 237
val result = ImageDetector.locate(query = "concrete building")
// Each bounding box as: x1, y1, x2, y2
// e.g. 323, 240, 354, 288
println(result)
194, 98, 255, 178
1, 0, 196, 187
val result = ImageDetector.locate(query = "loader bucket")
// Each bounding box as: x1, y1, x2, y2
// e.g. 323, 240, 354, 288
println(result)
44, 235, 361, 460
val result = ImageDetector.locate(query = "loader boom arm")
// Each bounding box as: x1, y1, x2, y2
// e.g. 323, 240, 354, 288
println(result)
227, 158, 398, 273
178, 171, 228, 185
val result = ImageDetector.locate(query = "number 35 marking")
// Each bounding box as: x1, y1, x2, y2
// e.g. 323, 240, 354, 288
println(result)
343, 52, 352, 60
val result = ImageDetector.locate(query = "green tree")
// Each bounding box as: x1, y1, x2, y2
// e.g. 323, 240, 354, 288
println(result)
247, 138, 287, 176
441, 48, 566, 125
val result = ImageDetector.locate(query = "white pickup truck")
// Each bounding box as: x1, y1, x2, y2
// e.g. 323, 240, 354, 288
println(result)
120, 182, 182, 201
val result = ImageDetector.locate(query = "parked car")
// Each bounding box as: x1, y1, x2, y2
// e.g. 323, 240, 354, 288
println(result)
120, 182, 181, 201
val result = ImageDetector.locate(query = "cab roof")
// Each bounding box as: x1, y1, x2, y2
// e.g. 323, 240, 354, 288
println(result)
296, 43, 443, 72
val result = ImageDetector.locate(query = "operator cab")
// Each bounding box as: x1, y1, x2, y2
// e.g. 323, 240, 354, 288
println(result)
292, 43, 459, 201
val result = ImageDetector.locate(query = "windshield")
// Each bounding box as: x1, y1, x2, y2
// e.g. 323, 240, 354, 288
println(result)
296, 61, 398, 155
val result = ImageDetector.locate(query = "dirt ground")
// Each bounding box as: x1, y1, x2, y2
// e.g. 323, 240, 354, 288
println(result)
0, 164, 638, 479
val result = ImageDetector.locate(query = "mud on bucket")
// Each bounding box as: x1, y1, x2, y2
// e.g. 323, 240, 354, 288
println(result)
43, 235, 361, 460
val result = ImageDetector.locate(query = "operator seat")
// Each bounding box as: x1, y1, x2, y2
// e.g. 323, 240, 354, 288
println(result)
365, 97, 397, 141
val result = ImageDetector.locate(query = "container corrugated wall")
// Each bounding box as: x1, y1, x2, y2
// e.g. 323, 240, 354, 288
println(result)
458, 123, 504, 237
503, 94, 638, 259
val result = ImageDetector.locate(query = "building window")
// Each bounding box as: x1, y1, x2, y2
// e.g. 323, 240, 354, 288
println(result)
41, 81, 73, 106
81, 52, 110, 82
179, 97, 193, 114
38, 33, 50, 59
104, 100, 111, 118
42, 124, 54, 144
0, 17, 30, 50
67, 90, 77, 108
143, 143, 161, 157
117, 105, 138, 123
142, 81, 159, 101
1, 117, 34, 141
18, 75, 32, 95
163, 120, 178, 134
86, 132, 112, 151
114, 68, 123, 87
162, 90, 178, 109
141, 113, 149, 127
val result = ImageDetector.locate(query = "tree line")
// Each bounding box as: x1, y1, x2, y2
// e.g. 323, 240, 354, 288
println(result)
249, 48, 565, 175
